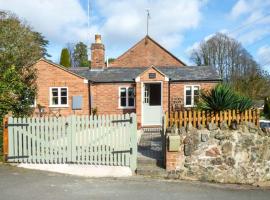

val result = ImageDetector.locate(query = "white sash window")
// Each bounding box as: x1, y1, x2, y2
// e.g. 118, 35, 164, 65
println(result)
184, 85, 200, 107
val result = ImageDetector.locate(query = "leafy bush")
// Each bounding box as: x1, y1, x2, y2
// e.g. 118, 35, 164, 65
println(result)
198, 84, 253, 112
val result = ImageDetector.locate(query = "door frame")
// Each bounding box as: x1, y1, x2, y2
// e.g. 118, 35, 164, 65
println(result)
141, 81, 163, 126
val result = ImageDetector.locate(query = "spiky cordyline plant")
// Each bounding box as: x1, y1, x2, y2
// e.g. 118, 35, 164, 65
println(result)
198, 84, 253, 112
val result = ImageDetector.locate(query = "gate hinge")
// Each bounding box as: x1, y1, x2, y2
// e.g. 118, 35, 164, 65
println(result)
5, 123, 29, 128
7, 155, 29, 159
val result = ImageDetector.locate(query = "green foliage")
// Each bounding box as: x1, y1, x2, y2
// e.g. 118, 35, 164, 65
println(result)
60, 48, 71, 67
198, 84, 253, 112
263, 97, 270, 119
0, 11, 49, 73
190, 33, 270, 101
108, 58, 115, 64
0, 11, 48, 155
73, 42, 89, 67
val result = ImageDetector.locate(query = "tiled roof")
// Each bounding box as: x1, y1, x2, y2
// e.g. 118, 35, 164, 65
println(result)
69, 66, 221, 83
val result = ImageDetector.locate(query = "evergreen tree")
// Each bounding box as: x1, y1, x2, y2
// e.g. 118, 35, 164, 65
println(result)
73, 42, 89, 67
60, 48, 71, 67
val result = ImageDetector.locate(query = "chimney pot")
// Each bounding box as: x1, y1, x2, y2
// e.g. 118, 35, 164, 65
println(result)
95, 34, 102, 44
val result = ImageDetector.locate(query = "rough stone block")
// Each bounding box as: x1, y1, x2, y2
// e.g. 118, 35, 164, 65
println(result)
207, 122, 218, 131
206, 147, 220, 157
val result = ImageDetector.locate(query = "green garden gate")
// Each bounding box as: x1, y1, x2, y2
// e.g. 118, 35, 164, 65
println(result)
6, 113, 137, 172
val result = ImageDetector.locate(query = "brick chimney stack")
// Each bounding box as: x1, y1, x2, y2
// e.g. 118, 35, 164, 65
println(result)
91, 34, 105, 68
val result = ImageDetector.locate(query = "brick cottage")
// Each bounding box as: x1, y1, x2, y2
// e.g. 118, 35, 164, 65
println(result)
32, 35, 221, 127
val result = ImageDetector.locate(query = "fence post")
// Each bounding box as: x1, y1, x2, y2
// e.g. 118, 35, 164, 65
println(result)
130, 113, 137, 173
3, 116, 8, 162
256, 109, 260, 127
165, 112, 168, 128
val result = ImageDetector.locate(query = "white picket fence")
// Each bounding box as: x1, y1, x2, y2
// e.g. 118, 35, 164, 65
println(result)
7, 113, 137, 171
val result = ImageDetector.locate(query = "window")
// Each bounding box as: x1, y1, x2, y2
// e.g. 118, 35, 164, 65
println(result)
119, 87, 135, 108
50, 87, 68, 107
184, 85, 200, 107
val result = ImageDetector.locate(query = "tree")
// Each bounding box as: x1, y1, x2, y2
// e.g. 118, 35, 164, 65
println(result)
0, 10, 49, 154
190, 33, 270, 100
60, 48, 71, 67
0, 10, 49, 117
66, 43, 75, 67
73, 42, 89, 67
108, 58, 115, 64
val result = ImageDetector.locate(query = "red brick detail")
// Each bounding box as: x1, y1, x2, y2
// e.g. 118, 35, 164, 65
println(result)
166, 150, 183, 171
110, 36, 185, 68
91, 43, 105, 68
34, 60, 90, 116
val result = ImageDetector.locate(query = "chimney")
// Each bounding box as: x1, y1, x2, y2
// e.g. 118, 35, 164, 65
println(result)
91, 34, 105, 68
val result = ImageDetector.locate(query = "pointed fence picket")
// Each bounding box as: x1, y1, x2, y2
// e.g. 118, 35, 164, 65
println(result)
166, 109, 260, 129
5, 113, 137, 172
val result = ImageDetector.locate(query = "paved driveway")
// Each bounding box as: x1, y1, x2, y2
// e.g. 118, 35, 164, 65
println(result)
0, 165, 269, 200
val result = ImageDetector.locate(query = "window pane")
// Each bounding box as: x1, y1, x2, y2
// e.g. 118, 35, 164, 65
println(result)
186, 96, 192, 105
129, 98, 134, 107
186, 86, 191, 95
194, 86, 199, 95
61, 88, 67, 96
121, 98, 126, 107
128, 88, 135, 107
61, 97, 67, 105
120, 88, 127, 107
52, 88, 58, 97
52, 97, 58, 105
128, 88, 134, 98
120, 88, 126, 97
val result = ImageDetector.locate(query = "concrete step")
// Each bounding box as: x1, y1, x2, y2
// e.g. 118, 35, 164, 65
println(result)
137, 157, 164, 166
136, 165, 167, 177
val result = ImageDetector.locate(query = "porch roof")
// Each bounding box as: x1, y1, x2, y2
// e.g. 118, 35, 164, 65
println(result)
69, 66, 221, 83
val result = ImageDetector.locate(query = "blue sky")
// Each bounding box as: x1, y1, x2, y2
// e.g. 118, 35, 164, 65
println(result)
1, 0, 270, 71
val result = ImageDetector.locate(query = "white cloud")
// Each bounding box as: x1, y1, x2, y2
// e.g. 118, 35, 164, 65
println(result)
257, 45, 270, 64
185, 33, 215, 57
0, 0, 97, 44
237, 29, 270, 45
95, 0, 206, 54
0, 0, 207, 61
228, 0, 270, 48
230, 0, 250, 19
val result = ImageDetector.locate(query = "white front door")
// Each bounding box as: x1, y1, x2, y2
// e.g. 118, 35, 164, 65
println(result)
142, 83, 162, 126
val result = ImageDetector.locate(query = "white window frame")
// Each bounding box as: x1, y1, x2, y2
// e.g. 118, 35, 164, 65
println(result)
49, 87, 69, 107
118, 86, 135, 109
184, 85, 200, 107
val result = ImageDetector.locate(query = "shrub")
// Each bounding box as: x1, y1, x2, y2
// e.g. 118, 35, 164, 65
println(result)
198, 84, 253, 112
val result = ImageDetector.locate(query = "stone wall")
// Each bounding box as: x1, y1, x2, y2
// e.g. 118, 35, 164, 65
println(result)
166, 122, 270, 185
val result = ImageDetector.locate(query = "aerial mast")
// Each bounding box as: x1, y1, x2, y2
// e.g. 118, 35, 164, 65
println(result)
146, 9, 150, 35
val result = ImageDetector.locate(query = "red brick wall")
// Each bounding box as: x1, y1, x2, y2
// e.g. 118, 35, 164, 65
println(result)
34, 60, 90, 116
34, 60, 218, 126
90, 83, 136, 115
169, 82, 218, 111
110, 37, 185, 68
91, 43, 105, 68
